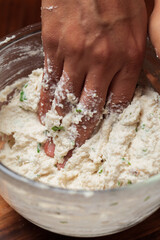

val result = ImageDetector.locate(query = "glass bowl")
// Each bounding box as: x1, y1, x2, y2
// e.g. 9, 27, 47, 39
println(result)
0, 23, 160, 238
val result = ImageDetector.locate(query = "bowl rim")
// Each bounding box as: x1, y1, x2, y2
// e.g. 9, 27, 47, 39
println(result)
0, 23, 160, 196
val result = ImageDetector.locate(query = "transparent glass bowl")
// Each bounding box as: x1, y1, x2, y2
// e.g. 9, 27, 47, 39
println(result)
0, 23, 160, 238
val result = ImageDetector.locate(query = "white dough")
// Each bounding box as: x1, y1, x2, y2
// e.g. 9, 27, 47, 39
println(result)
0, 69, 160, 190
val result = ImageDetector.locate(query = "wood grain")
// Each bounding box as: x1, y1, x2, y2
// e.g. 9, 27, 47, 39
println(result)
0, 1, 160, 239
0, 0, 41, 38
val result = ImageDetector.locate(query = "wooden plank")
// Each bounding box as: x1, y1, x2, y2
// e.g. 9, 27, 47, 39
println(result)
0, 0, 41, 38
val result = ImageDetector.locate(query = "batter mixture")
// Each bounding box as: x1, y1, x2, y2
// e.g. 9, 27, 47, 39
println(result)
0, 69, 160, 190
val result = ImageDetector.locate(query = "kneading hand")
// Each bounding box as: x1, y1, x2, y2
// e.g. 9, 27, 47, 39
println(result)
39, 0, 147, 168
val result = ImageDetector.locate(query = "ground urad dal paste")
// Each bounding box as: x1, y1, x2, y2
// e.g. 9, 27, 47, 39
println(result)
0, 68, 160, 190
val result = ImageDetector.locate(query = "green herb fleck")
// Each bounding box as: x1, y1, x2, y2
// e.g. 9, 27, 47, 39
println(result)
24, 83, 28, 88
121, 157, 131, 166
110, 202, 118, 206
92, 147, 95, 152
141, 124, 145, 129
142, 149, 147, 152
37, 143, 41, 153
76, 109, 82, 113
37, 174, 41, 178
135, 127, 138, 132
60, 221, 68, 224
98, 169, 103, 174
117, 181, 121, 186
128, 180, 132, 185
52, 126, 65, 132
20, 90, 27, 102
144, 196, 150, 202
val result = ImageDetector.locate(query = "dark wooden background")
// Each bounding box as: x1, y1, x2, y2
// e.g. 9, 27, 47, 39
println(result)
1, 0, 160, 239
0, 0, 41, 38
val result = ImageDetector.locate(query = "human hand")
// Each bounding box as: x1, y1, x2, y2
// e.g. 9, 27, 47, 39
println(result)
39, 0, 147, 167
145, 0, 160, 93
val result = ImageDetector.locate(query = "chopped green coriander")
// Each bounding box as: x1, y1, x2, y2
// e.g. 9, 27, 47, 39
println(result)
135, 127, 138, 132
128, 180, 132, 185
52, 126, 65, 132
142, 149, 147, 152
121, 157, 131, 165
37, 143, 41, 153
60, 221, 68, 224
117, 181, 121, 186
98, 169, 103, 174
24, 83, 28, 88
37, 174, 41, 178
20, 90, 27, 102
76, 109, 82, 113
110, 202, 118, 206
144, 196, 150, 202
141, 124, 145, 129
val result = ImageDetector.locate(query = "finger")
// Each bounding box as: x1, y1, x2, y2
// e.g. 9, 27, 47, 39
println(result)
43, 57, 85, 159
108, 61, 142, 112
149, 0, 160, 58
38, 51, 64, 123
0, 137, 5, 150
146, 72, 160, 94
57, 150, 72, 169
44, 138, 55, 158
40, 53, 63, 158
74, 67, 113, 147
57, 65, 116, 169
54, 58, 86, 117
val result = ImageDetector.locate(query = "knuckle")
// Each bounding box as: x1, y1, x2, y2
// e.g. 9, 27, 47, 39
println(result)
42, 25, 59, 49
92, 41, 110, 63
127, 45, 144, 64
69, 42, 84, 55
65, 37, 84, 56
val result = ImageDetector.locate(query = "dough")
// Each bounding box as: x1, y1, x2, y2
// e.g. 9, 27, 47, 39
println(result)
0, 69, 160, 190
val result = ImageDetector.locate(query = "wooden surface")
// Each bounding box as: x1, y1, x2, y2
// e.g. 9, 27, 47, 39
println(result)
1, 1, 160, 239
0, 0, 41, 38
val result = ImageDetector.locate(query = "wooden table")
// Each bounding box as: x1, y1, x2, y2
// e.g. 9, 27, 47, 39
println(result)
0, 0, 160, 239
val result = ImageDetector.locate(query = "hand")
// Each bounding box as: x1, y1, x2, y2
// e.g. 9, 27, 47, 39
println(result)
39, 0, 147, 167
145, 0, 160, 93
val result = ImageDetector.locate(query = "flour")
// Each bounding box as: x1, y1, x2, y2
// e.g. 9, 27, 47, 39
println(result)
0, 69, 160, 190
0, 35, 15, 47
